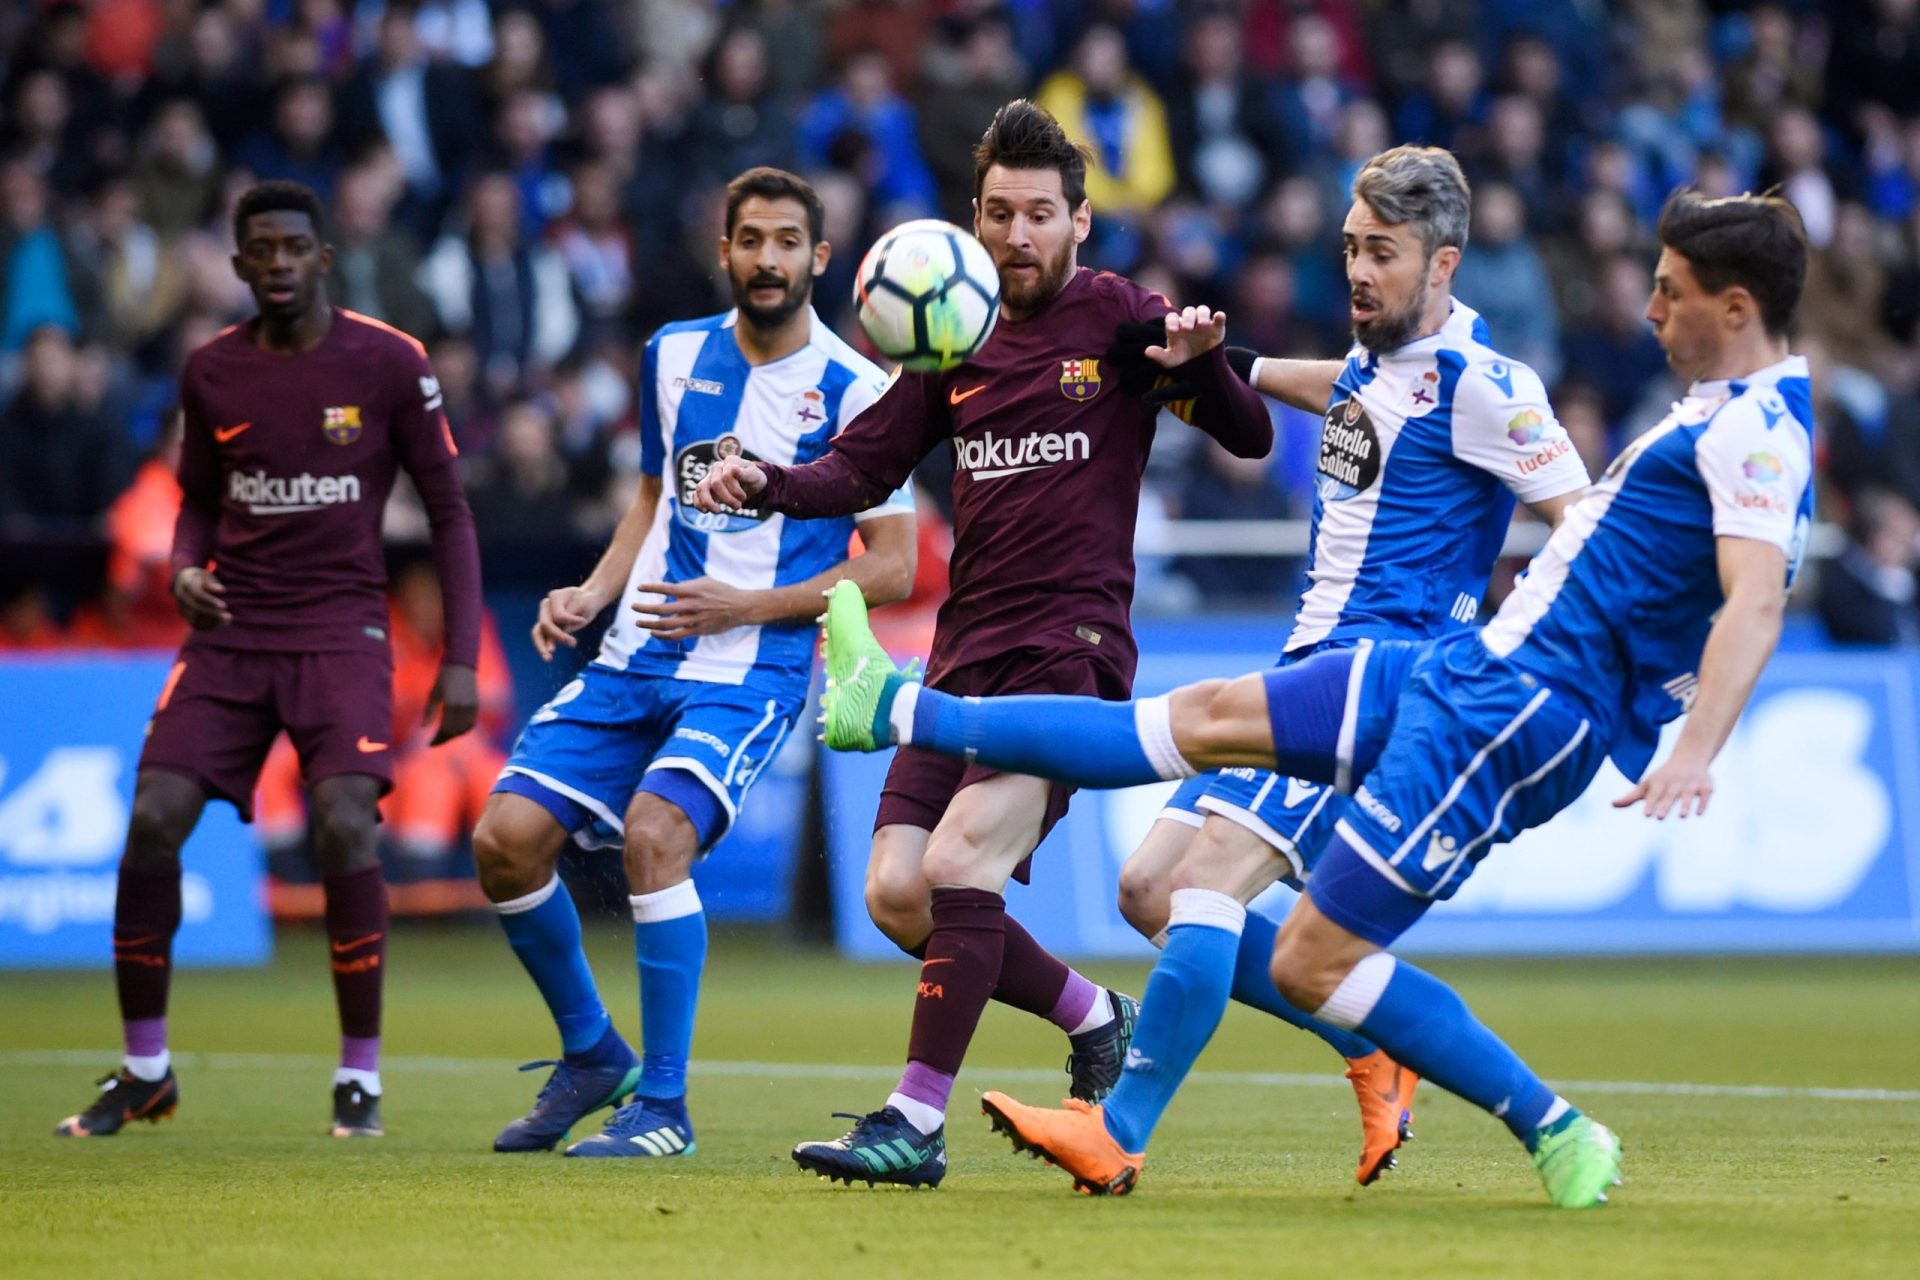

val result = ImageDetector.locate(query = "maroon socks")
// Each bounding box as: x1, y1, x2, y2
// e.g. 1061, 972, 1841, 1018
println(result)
323, 866, 388, 1089
115, 862, 182, 1078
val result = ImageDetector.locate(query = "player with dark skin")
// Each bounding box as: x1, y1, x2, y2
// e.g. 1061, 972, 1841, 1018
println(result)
143, 210, 477, 894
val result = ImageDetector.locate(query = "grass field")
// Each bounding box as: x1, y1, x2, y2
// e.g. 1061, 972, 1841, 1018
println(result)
5, 926, 1918, 1279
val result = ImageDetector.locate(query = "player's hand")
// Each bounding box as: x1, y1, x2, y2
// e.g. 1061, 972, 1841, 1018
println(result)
1614, 754, 1714, 819
532, 584, 608, 661
694, 457, 767, 513
172, 567, 231, 629
1148, 306, 1227, 369
632, 577, 760, 640
425, 662, 479, 746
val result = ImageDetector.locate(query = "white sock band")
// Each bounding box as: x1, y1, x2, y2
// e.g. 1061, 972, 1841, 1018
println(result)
1316, 952, 1397, 1030
889, 681, 921, 745
1166, 887, 1247, 934
886, 1091, 944, 1135
124, 1051, 170, 1082
493, 875, 561, 915
1134, 696, 1198, 780
333, 1067, 382, 1096
630, 878, 702, 924
1148, 928, 1169, 949
1067, 989, 1113, 1036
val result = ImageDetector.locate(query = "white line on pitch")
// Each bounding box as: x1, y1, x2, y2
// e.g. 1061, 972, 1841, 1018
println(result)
2, 1049, 1915, 1104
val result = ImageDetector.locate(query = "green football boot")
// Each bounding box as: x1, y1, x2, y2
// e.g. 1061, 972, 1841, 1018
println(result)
1531, 1113, 1623, 1208
818, 580, 909, 752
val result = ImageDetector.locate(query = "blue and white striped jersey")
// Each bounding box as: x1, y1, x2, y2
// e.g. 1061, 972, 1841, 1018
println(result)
595, 308, 913, 685
1481, 355, 1815, 779
1289, 300, 1589, 654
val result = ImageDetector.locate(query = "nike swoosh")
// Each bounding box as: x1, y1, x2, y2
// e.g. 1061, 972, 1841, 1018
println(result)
355, 736, 388, 753
331, 932, 384, 954
949, 385, 986, 405
213, 422, 253, 443
920, 957, 956, 968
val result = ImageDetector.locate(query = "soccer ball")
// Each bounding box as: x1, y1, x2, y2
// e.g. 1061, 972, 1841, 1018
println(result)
854, 220, 1000, 372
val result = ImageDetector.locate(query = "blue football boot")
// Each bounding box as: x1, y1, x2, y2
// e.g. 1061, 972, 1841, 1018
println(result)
493, 1042, 643, 1153
564, 1097, 696, 1158
791, 1107, 947, 1188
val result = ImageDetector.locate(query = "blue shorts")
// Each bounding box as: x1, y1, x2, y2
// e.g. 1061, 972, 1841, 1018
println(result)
1302, 635, 1610, 947
1159, 641, 1363, 881
495, 664, 804, 853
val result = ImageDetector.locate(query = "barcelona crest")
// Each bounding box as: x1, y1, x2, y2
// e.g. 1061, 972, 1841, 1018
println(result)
1060, 358, 1101, 401
323, 405, 363, 446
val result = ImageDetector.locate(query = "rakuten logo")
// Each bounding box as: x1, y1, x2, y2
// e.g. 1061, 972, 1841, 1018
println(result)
954, 430, 1091, 480
228, 470, 362, 515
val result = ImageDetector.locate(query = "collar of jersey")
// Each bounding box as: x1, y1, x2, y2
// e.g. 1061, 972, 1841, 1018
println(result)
1687, 353, 1809, 400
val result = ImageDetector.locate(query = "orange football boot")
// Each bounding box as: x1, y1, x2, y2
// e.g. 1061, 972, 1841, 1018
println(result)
1345, 1050, 1419, 1185
980, 1092, 1144, 1196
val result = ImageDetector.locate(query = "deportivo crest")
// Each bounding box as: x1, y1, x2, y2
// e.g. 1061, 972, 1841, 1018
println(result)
1060, 358, 1101, 401
792, 387, 828, 428
323, 405, 363, 445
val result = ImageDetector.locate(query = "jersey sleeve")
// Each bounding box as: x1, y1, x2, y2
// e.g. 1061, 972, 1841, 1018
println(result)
837, 373, 918, 525
1448, 357, 1591, 503
168, 355, 221, 575
390, 342, 483, 667
758, 368, 948, 519
638, 336, 666, 478
1695, 394, 1812, 552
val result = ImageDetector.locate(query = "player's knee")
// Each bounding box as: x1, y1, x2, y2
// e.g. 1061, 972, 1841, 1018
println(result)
864, 867, 930, 948
920, 833, 995, 889
623, 803, 698, 894
1268, 933, 1335, 1012
125, 788, 195, 867
1116, 858, 1169, 938
471, 816, 543, 901
309, 794, 379, 874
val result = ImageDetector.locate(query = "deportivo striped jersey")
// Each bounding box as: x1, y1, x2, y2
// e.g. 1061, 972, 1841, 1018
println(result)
1288, 300, 1590, 654
595, 309, 912, 684
1482, 355, 1815, 779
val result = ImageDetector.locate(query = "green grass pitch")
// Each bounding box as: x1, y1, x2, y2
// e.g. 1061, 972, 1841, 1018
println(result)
4, 927, 1917, 1279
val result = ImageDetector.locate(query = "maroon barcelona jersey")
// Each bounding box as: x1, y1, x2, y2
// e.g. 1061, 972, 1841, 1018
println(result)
172, 309, 481, 665
758, 267, 1270, 688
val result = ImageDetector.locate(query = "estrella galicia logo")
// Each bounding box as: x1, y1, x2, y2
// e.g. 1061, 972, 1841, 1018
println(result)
1317, 397, 1382, 501
676, 435, 771, 533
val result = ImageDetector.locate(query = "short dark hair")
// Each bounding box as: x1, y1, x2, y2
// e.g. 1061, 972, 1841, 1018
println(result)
973, 99, 1089, 209
725, 167, 825, 244
233, 179, 325, 247
1656, 189, 1807, 336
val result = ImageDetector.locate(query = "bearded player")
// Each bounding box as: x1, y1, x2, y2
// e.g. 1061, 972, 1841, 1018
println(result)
696, 100, 1273, 1188
471, 167, 915, 1159
55, 180, 482, 1140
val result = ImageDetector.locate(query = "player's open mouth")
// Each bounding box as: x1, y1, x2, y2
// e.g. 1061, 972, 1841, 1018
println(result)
1351, 300, 1379, 322
265, 286, 297, 304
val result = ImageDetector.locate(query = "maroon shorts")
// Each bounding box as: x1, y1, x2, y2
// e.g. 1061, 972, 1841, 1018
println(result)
874, 648, 1131, 883
139, 644, 395, 821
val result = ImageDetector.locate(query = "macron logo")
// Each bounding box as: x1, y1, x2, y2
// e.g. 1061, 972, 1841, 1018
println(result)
954, 430, 1091, 480
227, 470, 362, 515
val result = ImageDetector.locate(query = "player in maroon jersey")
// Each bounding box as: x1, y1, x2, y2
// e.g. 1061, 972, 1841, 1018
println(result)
54, 181, 482, 1141
697, 101, 1273, 1186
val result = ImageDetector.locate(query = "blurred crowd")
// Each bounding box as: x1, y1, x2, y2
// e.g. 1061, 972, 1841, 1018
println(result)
3, 0, 1920, 638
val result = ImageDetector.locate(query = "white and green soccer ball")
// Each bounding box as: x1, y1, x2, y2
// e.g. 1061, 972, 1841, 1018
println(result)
853, 219, 1000, 372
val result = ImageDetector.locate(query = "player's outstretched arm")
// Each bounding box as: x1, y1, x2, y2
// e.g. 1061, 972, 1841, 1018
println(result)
1613, 536, 1787, 819
696, 375, 947, 520
532, 472, 663, 661
631, 510, 916, 640
1240, 352, 1345, 415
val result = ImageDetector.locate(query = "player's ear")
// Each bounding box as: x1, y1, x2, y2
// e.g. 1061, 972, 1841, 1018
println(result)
717, 235, 731, 271
812, 238, 830, 278
1430, 245, 1460, 289
970, 198, 982, 238
1722, 284, 1757, 333
229, 252, 245, 284
1072, 199, 1092, 245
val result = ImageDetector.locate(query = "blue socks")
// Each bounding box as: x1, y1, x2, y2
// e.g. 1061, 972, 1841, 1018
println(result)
1231, 909, 1380, 1061
493, 875, 614, 1059
1320, 953, 1564, 1148
895, 683, 1190, 789
631, 879, 707, 1104
1101, 890, 1246, 1153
